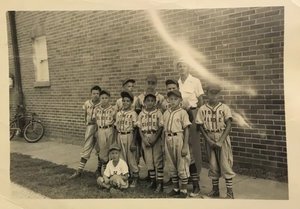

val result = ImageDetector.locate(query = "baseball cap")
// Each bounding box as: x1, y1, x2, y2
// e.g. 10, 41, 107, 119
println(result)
167, 89, 182, 98
174, 57, 187, 67
121, 90, 134, 101
109, 143, 121, 152
176, 57, 186, 64
146, 74, 157, 82
165, 79, 179, 86
144, 92, 156, 101
206, 84, 221, 94
100, 89, 110, 97
122, 78, 135, 86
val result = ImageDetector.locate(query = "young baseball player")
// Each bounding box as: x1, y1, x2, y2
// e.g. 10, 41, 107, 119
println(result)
93, 89, 116, 177
136, 74, 165, 175
161, 89, 191, 198
69, 85, 102, 179
137, 92, 164, 193
162, 79, 201, 197
195, 84, 235, 199
136, 74, 165, 112
97, 143, 129, 190
115, 78, 138, 112
115, 90, 139, 188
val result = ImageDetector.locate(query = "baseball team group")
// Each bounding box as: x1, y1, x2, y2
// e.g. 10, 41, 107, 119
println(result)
69, 58, 236, 199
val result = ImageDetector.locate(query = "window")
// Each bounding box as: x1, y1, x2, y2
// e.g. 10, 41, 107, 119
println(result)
32, 36, 50, 87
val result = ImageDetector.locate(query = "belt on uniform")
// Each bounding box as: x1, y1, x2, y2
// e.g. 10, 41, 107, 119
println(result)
205, 129, 221, 133
98, 124, 113, 129
118, 131, 132, 135
142, 130, 157, 134
87, 122, 96, 125
167, 132, 179, 136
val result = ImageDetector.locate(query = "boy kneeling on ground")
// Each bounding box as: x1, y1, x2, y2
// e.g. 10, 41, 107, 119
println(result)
97, 144, 129, 190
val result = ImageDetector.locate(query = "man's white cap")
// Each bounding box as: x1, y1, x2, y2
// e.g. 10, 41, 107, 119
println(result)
174, 57, 187, 68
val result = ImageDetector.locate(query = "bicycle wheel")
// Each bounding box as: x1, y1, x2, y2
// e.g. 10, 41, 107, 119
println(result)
10, 121, 17, 140
23, 120, 44, 143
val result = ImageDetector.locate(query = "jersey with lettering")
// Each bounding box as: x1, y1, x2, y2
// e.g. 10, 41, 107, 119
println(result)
94, 105, 116, 127
83, 100, 101, 124
161, 108, 191, 133
104, 158, 129, 177
137, 109, 163, 132
137, 92, 165, 110
115, 96, 138, 112
115, 110, 138, 132
195, 102, 232, 132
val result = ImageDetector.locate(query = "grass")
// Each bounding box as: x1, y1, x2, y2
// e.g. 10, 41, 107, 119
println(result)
10, 153, 170, 199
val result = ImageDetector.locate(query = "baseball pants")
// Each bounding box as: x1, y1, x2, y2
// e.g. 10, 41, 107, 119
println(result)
97, 127, 114, 163
164, 132, 190, 180
206, 132, 236, 179
141, 133, 163, 171
117, 133, 139, 175
189, 108, 202, 174
81, 124, 98, 160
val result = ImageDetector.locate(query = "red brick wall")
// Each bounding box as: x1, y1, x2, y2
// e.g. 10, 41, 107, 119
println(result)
8, 7, 286, 175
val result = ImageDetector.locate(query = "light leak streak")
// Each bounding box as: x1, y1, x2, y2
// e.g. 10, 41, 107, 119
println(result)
147, 9, 257, 97
232, 110, 252, 129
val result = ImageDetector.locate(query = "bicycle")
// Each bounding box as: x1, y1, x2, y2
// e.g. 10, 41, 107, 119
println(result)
10, 105, 45, 143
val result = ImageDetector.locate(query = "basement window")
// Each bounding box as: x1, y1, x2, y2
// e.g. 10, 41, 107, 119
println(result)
32, 36, 50, 87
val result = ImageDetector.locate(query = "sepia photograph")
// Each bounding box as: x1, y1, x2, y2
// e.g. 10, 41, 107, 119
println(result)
2, 0, 300, 208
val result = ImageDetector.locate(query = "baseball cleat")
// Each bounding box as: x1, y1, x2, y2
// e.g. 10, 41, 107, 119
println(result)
225, 191, 234, 199
129, 179, 137, 188
168, 189, 180, 196
68, 171, 82, 179
178, 191, 188, 198
189, 186, 201, 197
154, 183, 163, 193
206, 189, 220, 198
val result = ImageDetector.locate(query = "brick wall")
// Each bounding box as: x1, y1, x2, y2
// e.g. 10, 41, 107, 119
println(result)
8, 7, 286, 176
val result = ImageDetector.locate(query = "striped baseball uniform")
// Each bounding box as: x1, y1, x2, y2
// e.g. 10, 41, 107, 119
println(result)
115, 96, 138, 112
161, 107, 191, 180
137, 108, 164, 181
94, 105, 116, 163
115, 109, 139, 176
195, 102, 235, 179
81, 100, 101, 160
161, 98, 196, 163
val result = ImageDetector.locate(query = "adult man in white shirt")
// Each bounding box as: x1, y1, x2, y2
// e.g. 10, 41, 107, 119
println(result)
177, 58, 204, 197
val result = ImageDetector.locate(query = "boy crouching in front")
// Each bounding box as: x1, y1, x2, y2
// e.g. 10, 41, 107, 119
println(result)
97, 143, 129, 190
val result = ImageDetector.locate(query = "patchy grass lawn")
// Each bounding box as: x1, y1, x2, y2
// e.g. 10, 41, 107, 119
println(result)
10, 153, 169, 199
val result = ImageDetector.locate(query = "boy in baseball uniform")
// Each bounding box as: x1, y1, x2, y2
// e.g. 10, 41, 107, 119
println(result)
195, 84, 235, 199
161, 89, 191, 198
97, 143, 129, 190
115, 78, 138, 112
162, 79, 201, 197
93, 89, 116, 177
137, 92, 164, 193
115, 90, 139, 188
69, 85, 102, 179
